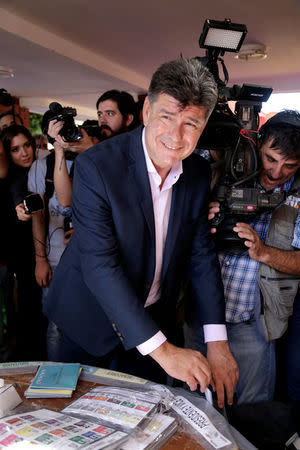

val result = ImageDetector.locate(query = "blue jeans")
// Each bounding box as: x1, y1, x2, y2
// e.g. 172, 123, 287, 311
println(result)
184, 316, 276, 404
286, 291, 300, 403
42, 265, 61, 361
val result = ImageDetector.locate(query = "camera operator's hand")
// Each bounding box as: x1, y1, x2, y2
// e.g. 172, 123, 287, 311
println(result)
64, 228, 74, 245
15, 203, 32, 222
233, 222, 265, 260
53, 135, 69, 152
48, 119, 64, 140
208, 201, 220, 234
35, 258, 52, 287
68, 128, 98, 154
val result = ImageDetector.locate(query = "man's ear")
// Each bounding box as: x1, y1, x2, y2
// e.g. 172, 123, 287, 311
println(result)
125, 113, 134, 128
142, 96, 150, 126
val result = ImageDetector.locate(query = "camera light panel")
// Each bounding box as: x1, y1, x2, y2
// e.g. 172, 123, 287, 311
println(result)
205, 28, 244, 51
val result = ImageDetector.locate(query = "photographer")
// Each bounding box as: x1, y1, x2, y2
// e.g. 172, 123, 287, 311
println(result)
206, 110, 300, 404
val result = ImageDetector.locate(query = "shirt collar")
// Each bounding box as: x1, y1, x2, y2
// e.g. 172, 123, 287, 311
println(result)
142, 128, 182, 188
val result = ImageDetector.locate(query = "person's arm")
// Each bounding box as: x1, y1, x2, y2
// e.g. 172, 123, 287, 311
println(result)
188, 179, 239, 407
233, 222, 300, 275
0, 139, 8, 179
53, 140, 73, 207
32, 202, 52, 287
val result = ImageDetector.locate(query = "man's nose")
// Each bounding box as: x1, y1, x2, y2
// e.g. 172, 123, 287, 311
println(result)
270, 165, 283, 179
170, 122, 183, 141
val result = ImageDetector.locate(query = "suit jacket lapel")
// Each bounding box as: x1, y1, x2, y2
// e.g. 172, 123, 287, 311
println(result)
127, 127, 155, 241
162, 172, 186, 279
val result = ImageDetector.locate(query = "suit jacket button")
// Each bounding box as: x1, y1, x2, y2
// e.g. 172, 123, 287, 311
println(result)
145, 283, 151, 290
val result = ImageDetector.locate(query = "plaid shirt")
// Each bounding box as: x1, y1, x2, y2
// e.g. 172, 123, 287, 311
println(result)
219, 177, 300, 323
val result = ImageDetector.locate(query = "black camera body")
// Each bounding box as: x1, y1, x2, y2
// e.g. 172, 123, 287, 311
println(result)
23, 194, 44, 214
0, 89, 13, 107
42, 102, 82, 143
63, 216, 73, 233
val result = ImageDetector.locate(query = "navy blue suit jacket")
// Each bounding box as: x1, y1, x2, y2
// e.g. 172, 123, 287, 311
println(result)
44, 126, 225, 356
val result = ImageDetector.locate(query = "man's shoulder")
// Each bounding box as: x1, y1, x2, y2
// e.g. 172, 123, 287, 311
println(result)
79, 126, 143, 166
183, 151, 211, 177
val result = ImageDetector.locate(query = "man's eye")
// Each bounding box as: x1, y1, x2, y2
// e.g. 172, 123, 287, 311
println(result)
162, 115, 170, 120
107, 112, 115, 117
185, 122, 196, 129
285, 164, 296, 170
97, 112, 102, 118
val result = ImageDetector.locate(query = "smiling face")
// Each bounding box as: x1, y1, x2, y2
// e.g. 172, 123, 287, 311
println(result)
10, 133, 34, 168
143, 94, 208, 182
259, 140, 300, 190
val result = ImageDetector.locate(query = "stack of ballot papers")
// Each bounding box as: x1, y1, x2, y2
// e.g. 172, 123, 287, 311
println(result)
25, 363, 81, 398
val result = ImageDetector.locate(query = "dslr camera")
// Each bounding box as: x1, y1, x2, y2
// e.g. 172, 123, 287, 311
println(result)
196, 19, 280, 252
42, 102, 82, 142
42, 102, 103, 144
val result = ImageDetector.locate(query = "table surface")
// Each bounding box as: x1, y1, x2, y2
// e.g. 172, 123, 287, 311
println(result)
3, 373, 205, 449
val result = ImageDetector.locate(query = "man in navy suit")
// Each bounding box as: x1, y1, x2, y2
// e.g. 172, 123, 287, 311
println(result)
44, 58, 238, 408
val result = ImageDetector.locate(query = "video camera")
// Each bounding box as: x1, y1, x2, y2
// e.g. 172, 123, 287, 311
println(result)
196, 19, 279, 252
42, 102, 102, 143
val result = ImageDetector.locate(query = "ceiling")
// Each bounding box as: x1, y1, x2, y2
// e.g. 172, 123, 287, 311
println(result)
0, 0, 299, 120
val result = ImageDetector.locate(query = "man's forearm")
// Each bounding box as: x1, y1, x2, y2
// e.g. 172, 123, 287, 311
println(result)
259, 245, 300, 276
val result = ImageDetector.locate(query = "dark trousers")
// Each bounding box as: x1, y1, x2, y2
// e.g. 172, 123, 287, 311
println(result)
286, 291, 300, 403
47, 301, 178, 385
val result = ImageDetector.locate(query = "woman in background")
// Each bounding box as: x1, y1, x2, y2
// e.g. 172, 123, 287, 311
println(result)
1, 125, 46, 360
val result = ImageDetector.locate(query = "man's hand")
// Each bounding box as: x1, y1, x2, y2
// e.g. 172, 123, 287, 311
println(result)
68, 129, 97, 154
15, 203, 32, 222
208, 201, 220, 234
35, 258, 52, 287
233, 222, 265, 260
207, 341, 239, 408
150, 341, 211, 392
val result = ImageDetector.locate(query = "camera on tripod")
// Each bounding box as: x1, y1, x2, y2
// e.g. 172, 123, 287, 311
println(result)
196, 19, 278, 252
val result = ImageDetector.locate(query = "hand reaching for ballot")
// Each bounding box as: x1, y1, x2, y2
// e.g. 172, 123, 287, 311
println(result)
150, 341, 211, 392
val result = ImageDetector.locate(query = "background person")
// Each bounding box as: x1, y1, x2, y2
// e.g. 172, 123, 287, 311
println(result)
1, 124, 46, 360
203, 110, 300, 404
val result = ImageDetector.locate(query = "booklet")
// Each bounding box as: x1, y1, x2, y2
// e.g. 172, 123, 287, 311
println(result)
24, 363, 81, 399
29, 363, 81, 390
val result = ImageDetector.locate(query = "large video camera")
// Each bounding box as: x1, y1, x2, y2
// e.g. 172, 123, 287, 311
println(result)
42, 102, 102, 143
196, 19, 279, 252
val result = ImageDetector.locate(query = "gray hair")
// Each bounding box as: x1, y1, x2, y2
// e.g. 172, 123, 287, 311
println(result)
148, 58, 218, 119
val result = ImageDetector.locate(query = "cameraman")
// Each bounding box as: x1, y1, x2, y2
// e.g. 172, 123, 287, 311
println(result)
207, 110, 300, 404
